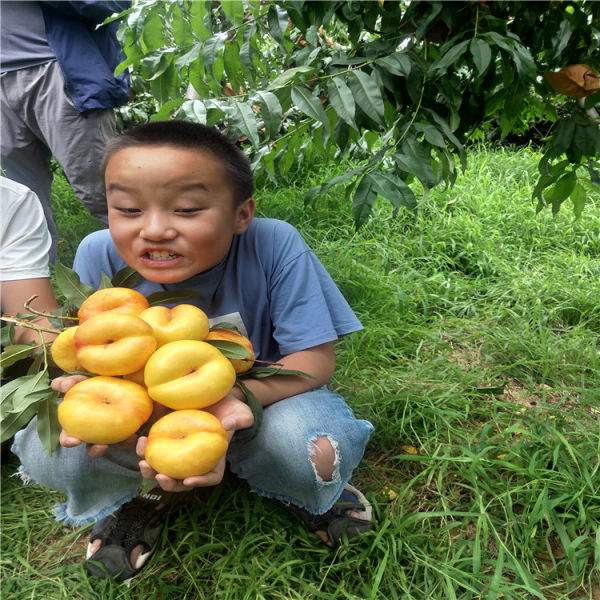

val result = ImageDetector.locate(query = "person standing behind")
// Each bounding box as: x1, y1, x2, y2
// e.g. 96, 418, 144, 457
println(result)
0, 0, 131, 263
0, 176, 59, 346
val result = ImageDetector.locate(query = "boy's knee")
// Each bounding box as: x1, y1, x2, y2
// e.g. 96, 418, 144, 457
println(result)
309, 435, 338, 482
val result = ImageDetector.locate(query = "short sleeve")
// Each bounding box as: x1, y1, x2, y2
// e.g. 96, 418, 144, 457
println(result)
266, 222, 362, 355
0, 179, 52, 281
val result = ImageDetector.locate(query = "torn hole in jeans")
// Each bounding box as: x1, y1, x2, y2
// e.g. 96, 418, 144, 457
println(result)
308, 434, 340, 484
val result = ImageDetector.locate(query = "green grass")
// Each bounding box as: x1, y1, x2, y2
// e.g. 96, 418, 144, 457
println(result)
2, 146, 600, 599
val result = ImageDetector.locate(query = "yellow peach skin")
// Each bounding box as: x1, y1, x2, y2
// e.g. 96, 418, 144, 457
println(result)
144, 409, 228, 479
144, 340, 236, 410
78, 287, 149, 323
139, 304, 209, 347
75, 313, 157, 376
51, 326, 83, 372
58, 376, 153, 444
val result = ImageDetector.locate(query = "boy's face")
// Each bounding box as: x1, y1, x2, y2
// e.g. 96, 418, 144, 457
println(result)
105, 145, 254, 283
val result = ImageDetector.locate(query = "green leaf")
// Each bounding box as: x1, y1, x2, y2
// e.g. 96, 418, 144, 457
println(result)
326, 78, 357, 130
36, 394, 61, 455
1, 376, 26, 409
304, 165, 367, 207
426, 110, 466, 168
140, 477, 157, 496
180, 99, 208, 124
1, 323, 15, 347
267, 4, 289, 46
267, 66, 316, 91
551, 117, 576, 155
370, 171, 417, 211
142, 10, 165, 52
414, 123, 446, 148
241, 367, 316, 379
205, 340, 252, 360
151, 98, 185, 122
190, 0, 211, 41
210, 322, 241, 333
223, 40, 243, 91
394, 139, 436, 190
220, 0, 245, 27
240, 22, 257, 74
146, 290, 201, 306
235, 380, 263, 440
98, 272, 113, 290
174, 41, 202, 72
570, 182, 586, 218
375, 54, 412, 77
532, 174, 558, 205
54, 262, 95, 307
547, 172, 577, 216
347, 70, 385, 126
142, 52, 173, 81
1, 404, 37, 443
2, 372, 52, 415
111, 267, 143, 289
469, 39, 492, 75
290, 86, 330, 140
252, 91, 282, 139
227, 101, 260, 148
574, 123, 598, 156
429, 40, 470, 76
203, 33, 227, 82
169, 2, 192, 49
0, 344, 36, 370
352, 175, 378, 228
588, 159, 600, 190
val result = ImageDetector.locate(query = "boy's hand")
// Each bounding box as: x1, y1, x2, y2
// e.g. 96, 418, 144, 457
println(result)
59, 429, 137, 457
53, 375, 165, 458
136, 394, 254, 492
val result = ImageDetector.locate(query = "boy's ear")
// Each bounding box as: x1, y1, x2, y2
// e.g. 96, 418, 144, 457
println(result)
234, 197, 255, 234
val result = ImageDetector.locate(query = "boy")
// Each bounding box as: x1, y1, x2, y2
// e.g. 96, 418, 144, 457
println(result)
12, 121, 374, 581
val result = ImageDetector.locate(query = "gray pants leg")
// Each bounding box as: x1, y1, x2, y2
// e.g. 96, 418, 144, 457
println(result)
0, 61, 116, 263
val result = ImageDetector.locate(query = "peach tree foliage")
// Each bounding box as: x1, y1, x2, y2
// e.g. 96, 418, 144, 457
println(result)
115, 0, 600, 225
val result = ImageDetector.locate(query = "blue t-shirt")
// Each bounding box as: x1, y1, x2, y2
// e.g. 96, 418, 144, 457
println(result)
73, 218, 362, 364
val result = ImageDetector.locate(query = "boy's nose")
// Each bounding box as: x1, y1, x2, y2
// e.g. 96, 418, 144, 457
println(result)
140, 214, 176, 240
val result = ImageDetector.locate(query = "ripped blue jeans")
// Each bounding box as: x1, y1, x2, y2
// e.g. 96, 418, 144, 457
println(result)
11, 387, 374, 526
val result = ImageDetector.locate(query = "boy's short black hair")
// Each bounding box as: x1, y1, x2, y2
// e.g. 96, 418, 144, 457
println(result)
101, 120, 254, 206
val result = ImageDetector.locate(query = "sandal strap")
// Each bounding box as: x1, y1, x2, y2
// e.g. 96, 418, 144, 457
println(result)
281, 483, 372, 546
85, 495, 169, 580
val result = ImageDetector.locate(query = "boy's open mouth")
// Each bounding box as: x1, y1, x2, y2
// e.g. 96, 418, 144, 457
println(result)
145, 251, 179, 261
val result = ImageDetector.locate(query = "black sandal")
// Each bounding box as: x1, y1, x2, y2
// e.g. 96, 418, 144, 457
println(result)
84, 494, 171, 581
282, 483, 372, 548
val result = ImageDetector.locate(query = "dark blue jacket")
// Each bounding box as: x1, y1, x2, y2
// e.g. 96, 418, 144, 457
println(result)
40, 1, 131, 113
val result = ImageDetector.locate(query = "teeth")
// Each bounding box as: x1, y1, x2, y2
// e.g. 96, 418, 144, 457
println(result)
147, 251, 177, 260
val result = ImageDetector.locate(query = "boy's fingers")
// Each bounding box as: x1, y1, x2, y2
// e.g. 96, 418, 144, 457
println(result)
138, 458, 158, 480
154, 474, 193, 492
85, 443, 109, 457
51, 375, 88, 393
136, 436, 148, 458
59, 429, 82, 447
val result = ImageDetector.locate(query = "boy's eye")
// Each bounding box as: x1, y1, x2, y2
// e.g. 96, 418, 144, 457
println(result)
175, 208, 201, 214
116, 207, 141, 214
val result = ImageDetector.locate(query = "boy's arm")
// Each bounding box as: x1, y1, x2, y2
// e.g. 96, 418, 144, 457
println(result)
229, 341, 336, 407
